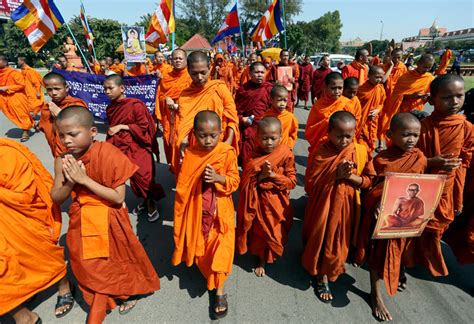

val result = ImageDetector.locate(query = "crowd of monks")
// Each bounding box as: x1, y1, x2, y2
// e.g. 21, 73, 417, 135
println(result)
0, 44, 473, 324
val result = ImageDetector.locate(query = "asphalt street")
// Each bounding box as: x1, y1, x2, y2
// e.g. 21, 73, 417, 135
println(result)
0, 104, 473, 324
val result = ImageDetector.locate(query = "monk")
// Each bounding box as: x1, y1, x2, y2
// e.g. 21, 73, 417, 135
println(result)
124, 62, 149, 77
235, 61, 273, 165
305, 72, 361, 164
0, 55, 34, 142
57, 56, 81, 72
173, 51, 239, 175
109, 57, 125, 76
416, 74, 473, 278
152, 51, 172, 75
342, 48, 369, 85
357, 66, 387, 153
211, 54, 234, 93
353, 113, 427, 321
311, 54, 332, 103
263, 57, 273, 79
237, 117, 296, 277
51, 106, 160, 323
157, 48, 192, 164
0, 138, 75, 322
17, 56, 45, 117
240, 53, 258, 85
383, 183, 425, 229
342, 77, 363, 135
233, 60, 245, 93
39, 72, 87, 158
263, 85, 298, 148
378, 53, 435, 147
172, 111, 239, 319
303, 111, 375, 303
267, 49, 300, 113
435, 47, 452, 75
104, 74, 165, 222
297, 56, 313, 109
372, 54, 381, 66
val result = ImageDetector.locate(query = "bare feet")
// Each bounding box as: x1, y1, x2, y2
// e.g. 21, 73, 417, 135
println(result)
12, 306, 40, 324
370, 270, 393, 321
254, 258, 266, 277
119, 300, 138, 315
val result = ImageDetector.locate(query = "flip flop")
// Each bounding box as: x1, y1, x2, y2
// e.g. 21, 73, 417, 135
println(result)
213, 294, 228, 319
118, 300, 137, 315
55, 291, 74, 318
316, 282, 333, 304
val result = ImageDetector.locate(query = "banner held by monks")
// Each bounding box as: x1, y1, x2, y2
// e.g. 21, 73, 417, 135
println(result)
372, 173, 446, 239
122, 26, 147, 62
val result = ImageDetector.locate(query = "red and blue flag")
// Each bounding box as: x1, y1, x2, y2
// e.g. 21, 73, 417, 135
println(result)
211, 3, 240, 45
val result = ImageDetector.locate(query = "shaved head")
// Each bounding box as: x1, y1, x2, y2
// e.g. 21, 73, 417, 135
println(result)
369, 65, 384, 76
325, 72, 343, 85
172, 48, 187, 59
271, 84, 288, 98
187, 51, 209, 67
430, 74, 464, 97
344, 77, 359, 88
104, 74, 124, 86
389, 112, 421, 131
0, 55, 7, 63
43, 72, 67, 85
193, 110, 221, 130
57, 106, 94, 128
258, 116, 282, 133
250, 61, 265, 72
419, 53, 435, 64
328, 111, 356, 131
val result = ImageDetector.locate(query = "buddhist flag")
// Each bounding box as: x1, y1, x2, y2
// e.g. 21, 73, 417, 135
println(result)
211, 3, 240, 45
11, 0, 64, 52
80, 2, 94, 51
250, 0, 284, 46
145, 0, 175, 46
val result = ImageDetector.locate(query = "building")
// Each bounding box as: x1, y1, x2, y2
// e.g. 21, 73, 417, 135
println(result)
401, 19, 447, 49
437, 28, 474, 43
340, 37, 365, 48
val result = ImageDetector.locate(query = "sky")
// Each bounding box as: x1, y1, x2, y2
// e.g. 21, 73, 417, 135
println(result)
55, 0, 473, 42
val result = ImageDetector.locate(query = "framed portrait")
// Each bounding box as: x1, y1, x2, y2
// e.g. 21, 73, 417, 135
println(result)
372, 172, 446, 239
122, 26, 146, 63
276, 66, 293, 91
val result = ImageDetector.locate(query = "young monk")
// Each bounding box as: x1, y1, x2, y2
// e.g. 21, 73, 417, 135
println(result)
263, 85, 298, 148
51, 106, 160, 323
357, 66, 387, 153
237, 116, 296, 277
416, 74, 473, 279
172, 111, 239, 319
353, 113, 426, 321
17, 56, 45, 117
211, 54, 234, 93
0, 138, 74, 322
378, 53, 435, 148
342, 77, 362, 129
39, 72, 87, 158
173, 51, 239, 175
0, 55, 33, 142
302, 111, 375, 303
103, 74, 164, 222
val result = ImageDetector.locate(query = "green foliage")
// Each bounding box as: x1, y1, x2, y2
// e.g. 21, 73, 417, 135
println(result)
363, 40, 390, 56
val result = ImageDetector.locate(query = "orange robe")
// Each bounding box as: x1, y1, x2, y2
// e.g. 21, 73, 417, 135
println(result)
263, 108, 298, 148
357, 81, 386, 152
0, 67, 34, 130
152, 62, 172, 75
172, 142, 239, 290
416, 112, 473, 276
0, 139, 65, 315
67, 142, 160, 323
267, 63, 300, 113
353, 147, 426, 296
435, 49, 452, 75
21, 65, 45, 115
383, 61, 407, 103
372, 55, 381, 66
127, 64, 147, 76
211, 63, 234, 93
173, 80, 240, 174
38, 96, 87, 158
156, 68, 192, 163
342, 61, 369, 85
237, 145, 296, 262
302, 141, 374, 280
109, 63, 125, 75
378, 69, 434, 140
240, 66, 251, 85
233, 68, 244, 92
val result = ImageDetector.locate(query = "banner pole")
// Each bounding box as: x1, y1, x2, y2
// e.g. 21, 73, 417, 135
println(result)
281, 0, 287, 49
65, 22, 93, 73
236, 1, 245, 57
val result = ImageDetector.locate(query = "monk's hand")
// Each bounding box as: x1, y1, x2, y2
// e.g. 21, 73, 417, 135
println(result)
62, 155, 88, 185
429, 153, 462, 172
108, 125, 126, 136
258, 161, 274, 181
179, 139, 189, 164
165, 97, 176, 110
48, 102, 61, 117
203, 164, 225, 184
336, 160, 354, 180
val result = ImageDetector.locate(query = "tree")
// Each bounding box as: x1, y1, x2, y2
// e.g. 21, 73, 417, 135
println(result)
362, 40, 390, 56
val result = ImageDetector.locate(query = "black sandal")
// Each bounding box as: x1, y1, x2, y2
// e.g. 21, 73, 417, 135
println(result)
316, 282, 333, 303
55, 292, 74, 318
398, 272, 408, 292
119, 300, 137, 315
213, 294, 228, 319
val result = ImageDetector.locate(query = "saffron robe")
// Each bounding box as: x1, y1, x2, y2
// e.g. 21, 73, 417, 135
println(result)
237, 145, 296, 262
67, 142, 160, 323
211, 61, 234, 93
342, 61, 369, 85
109, 63, 125, 76
106, 97, 164, 201
38, 95, 87, 158
311, 66, 332, 100
235, 81, 273, 164
21, 65, 45, 115
357, 81, 386, 152
0, 67, 34, 130
435, 49, 452, 75
263, 108, 298, 148
297, 62, 313, 101
0, 139, 65, 315
383, 62, 407, 103
302, 141, 374, 280
172, 142, 239, 290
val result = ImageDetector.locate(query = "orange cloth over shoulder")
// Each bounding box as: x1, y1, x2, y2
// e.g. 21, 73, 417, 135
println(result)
109, 63, 125, 75
38, 95, 87, 158
378, 69, 434, 140
384, 61, 407, 102
67, 142, 160, 323
0, 67, 34, 130
156, 68, 192, 163
127, 63, 147, 76
172, 142, 239, 290
21, 65, 45, 115
435, 49, 452, 75
263, 108, 298, 148
153, 62, 172, 75
236, 145, 296, 263
0, 139, 65, 315
342, 61, 369, 85
357, 81, 386, 152
211, 54, 234, 93
173, 80, 240, 174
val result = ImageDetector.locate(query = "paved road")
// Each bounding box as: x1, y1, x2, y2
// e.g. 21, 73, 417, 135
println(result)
0, 105, 473, 324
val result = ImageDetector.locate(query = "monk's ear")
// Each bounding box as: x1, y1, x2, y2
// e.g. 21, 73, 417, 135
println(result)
427, 94, 434, 105
386, 130, 392, 139
65, 84, 69, 92
89, 126, 98, 139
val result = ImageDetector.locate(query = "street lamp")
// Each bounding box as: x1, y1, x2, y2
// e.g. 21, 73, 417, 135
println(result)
380, 20, 384, 41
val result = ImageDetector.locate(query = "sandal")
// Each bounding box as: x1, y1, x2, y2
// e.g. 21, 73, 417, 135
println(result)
147, 209, 160, 223
20, 134, 30, 142
55, 292, 74, 318
213, 294, 228, 319
118, 300, 137, 315
35, 317, 42, 324
316, 282, 333, 303
398, 272, 408, 292
132, 203, 146, 215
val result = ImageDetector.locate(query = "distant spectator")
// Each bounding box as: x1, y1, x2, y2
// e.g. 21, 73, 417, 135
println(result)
451, 50, 465, 75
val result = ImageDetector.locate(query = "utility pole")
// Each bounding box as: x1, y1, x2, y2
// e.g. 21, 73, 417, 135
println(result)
379, 20, 384, 41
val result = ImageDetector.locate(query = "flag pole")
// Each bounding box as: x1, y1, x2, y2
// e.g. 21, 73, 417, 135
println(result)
64, 22, 93, 73
81, 0, 98, 62
236, 1, 245, 57
171, 0, 176, 49
281, 0, 287, 49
